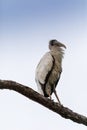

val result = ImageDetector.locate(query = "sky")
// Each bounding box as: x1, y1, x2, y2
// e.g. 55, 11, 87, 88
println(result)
0, 0, 87, 129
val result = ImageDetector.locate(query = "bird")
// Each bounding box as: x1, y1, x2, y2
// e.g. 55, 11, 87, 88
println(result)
35, 39, 66, 104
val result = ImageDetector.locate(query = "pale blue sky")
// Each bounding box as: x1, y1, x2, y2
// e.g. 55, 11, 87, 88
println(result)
0, 0, 87, 130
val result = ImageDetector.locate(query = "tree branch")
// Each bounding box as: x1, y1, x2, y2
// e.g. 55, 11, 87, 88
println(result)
0, 80, 87, 126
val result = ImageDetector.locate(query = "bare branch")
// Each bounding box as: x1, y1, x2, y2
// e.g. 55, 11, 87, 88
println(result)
0, 79, 87, 126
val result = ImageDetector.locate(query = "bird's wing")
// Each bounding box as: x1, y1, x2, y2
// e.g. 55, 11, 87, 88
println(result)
35, 52, 54, 85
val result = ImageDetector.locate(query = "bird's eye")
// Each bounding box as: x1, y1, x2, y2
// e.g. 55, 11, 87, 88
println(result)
49, 39, 57, 46
51, 42, 54, 46
50, 40, 56, 46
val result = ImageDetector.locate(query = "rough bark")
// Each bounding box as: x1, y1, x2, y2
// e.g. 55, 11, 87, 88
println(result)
0, 79, 87, 126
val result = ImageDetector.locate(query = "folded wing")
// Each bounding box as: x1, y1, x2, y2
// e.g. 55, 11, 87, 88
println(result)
35, 52, 54, 94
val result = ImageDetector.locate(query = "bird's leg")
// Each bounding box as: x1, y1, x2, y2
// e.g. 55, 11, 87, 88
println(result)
45, 85, 52, 100
48, 94, 52, 100
53, 89, 61, 104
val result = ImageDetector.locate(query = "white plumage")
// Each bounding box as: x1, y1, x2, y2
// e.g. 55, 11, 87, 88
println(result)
35, 39, 66, 104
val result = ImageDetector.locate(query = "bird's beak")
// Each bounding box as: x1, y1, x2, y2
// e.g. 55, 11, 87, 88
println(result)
57, 41, 66, 49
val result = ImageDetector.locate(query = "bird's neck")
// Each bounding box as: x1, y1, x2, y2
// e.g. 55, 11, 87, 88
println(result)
50, 47, 64, 57
50, 48, 64, 63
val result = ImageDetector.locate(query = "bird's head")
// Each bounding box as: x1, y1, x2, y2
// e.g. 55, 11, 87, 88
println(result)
49, 39, 66, 51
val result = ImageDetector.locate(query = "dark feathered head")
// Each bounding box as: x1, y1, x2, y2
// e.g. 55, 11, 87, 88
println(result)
49, 39, 66, 50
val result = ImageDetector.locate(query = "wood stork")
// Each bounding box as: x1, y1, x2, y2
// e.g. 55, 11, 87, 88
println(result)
35, 39, 66, 104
